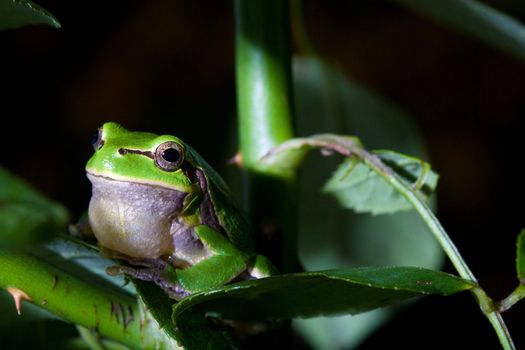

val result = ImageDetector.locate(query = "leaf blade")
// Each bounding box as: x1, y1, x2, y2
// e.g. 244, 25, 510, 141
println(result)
0, 0, 60, 30
172, 267, 473, 349
322, 150, 438, 215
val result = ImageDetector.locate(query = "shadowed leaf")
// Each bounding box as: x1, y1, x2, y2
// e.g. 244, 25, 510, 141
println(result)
0, 166, 69, 247
172, 267, 473, 349
0, 0, 60, 30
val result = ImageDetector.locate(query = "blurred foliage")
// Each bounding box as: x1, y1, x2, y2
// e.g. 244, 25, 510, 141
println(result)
0, 167, 69, 248
394, 0, 525, 62
0, 0, 60, 30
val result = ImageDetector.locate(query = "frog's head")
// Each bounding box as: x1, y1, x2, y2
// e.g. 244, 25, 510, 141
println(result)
86, 122, 195, 192
86, 122, 201, 258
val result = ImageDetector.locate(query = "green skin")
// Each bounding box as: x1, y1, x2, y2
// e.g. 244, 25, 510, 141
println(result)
86, 122, 275, 299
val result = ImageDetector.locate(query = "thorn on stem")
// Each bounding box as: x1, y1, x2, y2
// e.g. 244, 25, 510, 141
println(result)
228, 152, 243, 168
7, 287, 33, 315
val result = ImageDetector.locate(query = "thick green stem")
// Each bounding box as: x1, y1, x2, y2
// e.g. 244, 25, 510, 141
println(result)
235, 0, 294, 165
0, 248, 173, 349
235, 0, 299, 273
363, 158, 516, 350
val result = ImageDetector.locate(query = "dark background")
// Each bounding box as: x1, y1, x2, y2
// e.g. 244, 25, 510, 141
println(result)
1, 0, 524, 349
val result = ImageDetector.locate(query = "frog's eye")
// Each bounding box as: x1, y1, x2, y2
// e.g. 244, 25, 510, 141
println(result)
91, 127, 104, 151
155, 141, 184, 171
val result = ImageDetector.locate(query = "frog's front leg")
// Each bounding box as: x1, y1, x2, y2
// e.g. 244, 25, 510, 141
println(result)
174, 225, 251, 294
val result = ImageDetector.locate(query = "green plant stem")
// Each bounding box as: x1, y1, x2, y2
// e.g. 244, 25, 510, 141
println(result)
0, 248, 173, 349
498, 284, 525, 312
363, 157, 516, 350
235, 0, 294, 165
234, 0, 299, 273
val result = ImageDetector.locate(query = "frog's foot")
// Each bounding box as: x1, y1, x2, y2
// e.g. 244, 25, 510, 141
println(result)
107, 263, 189, 300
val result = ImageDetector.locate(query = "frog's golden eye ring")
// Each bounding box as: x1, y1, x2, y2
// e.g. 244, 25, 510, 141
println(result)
91, 127, 104, 151
155, 141, 184, 172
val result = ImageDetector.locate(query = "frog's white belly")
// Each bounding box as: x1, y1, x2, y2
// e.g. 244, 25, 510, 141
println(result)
87, 173, 187, 258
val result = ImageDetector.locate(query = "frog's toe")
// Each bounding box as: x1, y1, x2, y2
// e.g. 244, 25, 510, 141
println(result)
128, 258, 168, 269
106, 265, 159, 281
106, 264, 189, 300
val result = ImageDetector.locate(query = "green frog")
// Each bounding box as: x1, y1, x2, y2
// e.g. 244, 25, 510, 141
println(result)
84, 122, 275, 299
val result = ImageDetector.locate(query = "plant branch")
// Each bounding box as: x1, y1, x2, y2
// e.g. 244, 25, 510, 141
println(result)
0, 248, 175, 350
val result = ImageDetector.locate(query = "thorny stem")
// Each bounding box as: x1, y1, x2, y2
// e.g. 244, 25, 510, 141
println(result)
0, 248, 175, 349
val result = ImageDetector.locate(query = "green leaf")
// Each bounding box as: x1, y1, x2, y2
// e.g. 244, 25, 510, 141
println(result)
0, 166, 69, 247
517, 229, 525, 282
0, 0, 60, 30
263, 137, 438, 216
323, 150, 438, 215
393, 0, 525, 62
172, 267, 473, 349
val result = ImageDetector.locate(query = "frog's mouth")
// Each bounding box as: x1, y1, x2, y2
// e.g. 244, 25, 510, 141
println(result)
86, 172, 188, 258
85, 170, 185, 192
